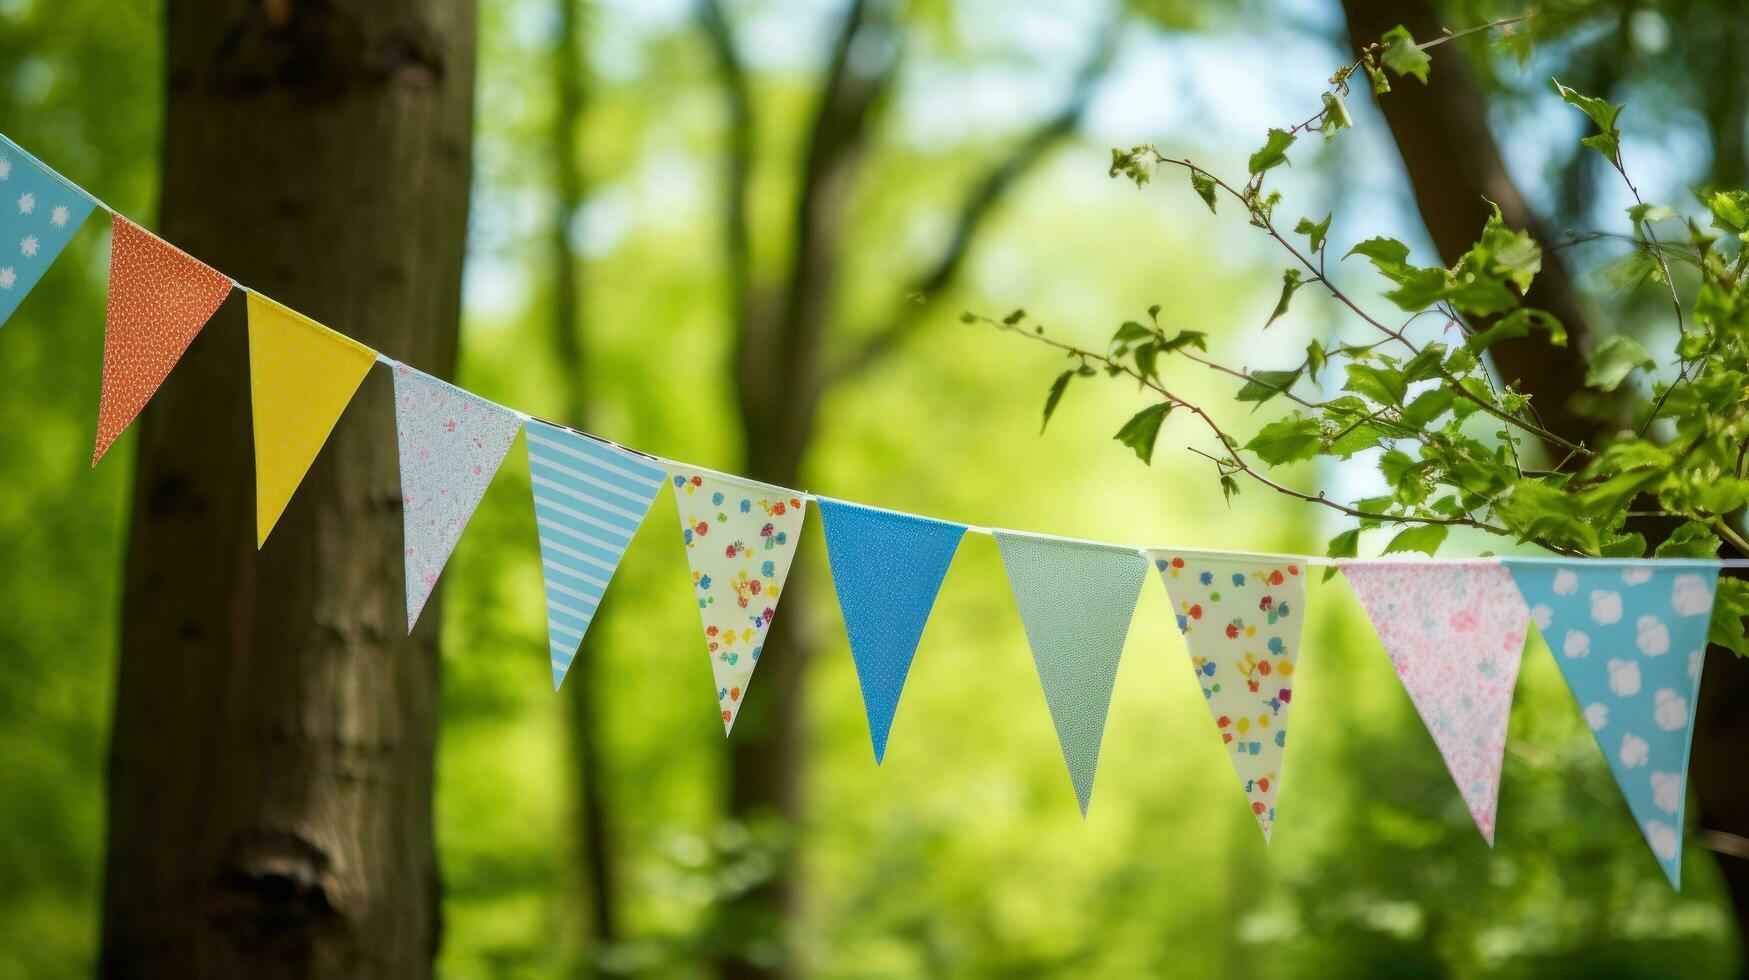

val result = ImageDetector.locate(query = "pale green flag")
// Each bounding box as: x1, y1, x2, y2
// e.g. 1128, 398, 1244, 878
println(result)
994, 530, 1149, 816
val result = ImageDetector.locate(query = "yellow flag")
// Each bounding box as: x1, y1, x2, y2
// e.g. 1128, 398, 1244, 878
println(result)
247, 292, 377, 547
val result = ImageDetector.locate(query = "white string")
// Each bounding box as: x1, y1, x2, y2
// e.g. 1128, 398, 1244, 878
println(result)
21, 134, 1749, 568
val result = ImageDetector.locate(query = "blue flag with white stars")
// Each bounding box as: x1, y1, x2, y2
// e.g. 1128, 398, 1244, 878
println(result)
0, 134, 98, 329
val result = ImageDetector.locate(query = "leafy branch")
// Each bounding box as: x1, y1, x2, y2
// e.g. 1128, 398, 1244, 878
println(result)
975, 13, 1749, 649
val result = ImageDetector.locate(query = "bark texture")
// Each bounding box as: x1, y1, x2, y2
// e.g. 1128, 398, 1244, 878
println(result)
1340, 0, 1749, 944
99, 0, 475, 976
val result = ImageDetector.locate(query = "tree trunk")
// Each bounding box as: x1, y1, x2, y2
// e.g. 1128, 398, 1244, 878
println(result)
1340, 0, 1749, 940
545, 0, 624, 959
99, 1, 476, 976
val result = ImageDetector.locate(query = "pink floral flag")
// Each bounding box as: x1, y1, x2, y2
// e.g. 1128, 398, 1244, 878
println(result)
392, 362, 524, 632
1341, 560, 1530, 844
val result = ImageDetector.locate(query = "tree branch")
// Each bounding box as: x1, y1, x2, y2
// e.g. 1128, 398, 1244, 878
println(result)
695, 0, 756, 339
827, 20, 1121, 384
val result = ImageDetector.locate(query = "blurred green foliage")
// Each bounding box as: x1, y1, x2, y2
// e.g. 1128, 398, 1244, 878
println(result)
0, 0, 1742, 977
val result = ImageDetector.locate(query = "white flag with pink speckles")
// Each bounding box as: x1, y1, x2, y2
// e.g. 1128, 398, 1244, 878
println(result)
391, 362, 523, 631
1341, 560, 1529, 845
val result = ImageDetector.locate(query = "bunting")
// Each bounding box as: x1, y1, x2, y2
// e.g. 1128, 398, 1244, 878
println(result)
9, 130, 1749, 895
0, 134, 97, 329
527, 420, 666, 691
817, 498, 966, 764
1342, 560, 1529, 843
246, 292, 378, 546
93, 215, 233, 465
1507, 560, 1717, 887
995, 531, 1148, 816
1153, 550, 1305, 841
392, 362, 524, 631
671, 471, 808, 732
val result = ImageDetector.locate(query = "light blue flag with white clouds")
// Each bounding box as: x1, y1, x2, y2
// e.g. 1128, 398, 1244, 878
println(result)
0, 135, 97, 328
1506, 559, 1718, 888
526, 420, 666, 691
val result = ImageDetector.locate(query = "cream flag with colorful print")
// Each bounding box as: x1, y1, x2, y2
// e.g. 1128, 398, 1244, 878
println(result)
247, 292, 378, 546
1342, 560, 1529, 844
1152, 550, 1305, 842
671, 471, 808, 733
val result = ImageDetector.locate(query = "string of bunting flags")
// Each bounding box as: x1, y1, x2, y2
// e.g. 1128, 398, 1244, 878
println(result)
0, 132, 1737, 888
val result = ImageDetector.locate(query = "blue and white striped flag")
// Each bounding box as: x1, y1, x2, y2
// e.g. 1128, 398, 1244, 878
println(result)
527, 419, 666, 690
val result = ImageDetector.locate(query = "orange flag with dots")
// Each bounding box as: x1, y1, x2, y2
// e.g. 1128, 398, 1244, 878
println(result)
92, 214, 233, 465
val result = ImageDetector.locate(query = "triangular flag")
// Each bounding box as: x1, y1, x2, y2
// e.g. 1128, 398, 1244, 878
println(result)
93, 214, 233, 464
1342, 560, 1529, 844
1506, 559, 1717, 887
246, 292, 377, 547
0, 135, 98, 329
527, 420, 666, 691
391, 362, 524, 631
995, 531, 1148, 816
1151, 550, 1306, 841
671, 470, 808, 733
817, 498, 966, 764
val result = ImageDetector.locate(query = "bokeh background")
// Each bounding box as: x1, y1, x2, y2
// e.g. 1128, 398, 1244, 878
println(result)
1, 0, 1745, 976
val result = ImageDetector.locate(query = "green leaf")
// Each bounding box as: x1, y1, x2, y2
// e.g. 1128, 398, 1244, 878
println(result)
1383, 267, 1450, 312
1585, 335, 1656, 391
1552, 78, 1623, 163
1245, 415, 1321, 465
1265, 268, 1305, 328
1295, 214, 1332, 256
1694, 479, 1749, 516
1362, 57, 1391, 95
1112, 320, 1152, 344
1327, 421, 1388, 459
1113, 403, 1172, 464
1132, 342, 1159, 381
1599, 533, 1649, 558
1702, 189, 1749, 235
1596, 249, 1661, 293
1189, 170, 1218, 213
1220, 473, 1241, 503
1346, 237, 1412, 278
1161, 329, 1208, 353
1382, 523, 1447, 556
1400, 345, 1446, 385
1653, 522, 1721, 558
1305, 340, 1327, 382
1320, 92, 1353, 134
1378, 446, 1420, 486
1400, 388, 1457, 428
1236, 369, 1302, 403
1248, 128, 1297, 175
1708, 577, 1749, 657
1042, 370, 1073, 433
1494, 479, 1602, 554
1380, 26, 1432, 84
1344, 363, 1409, 406
1324, 528, 1361, 582
1466, 308, 1568, 352
1627, 203, 1676, 225
1580, 132, 1619, 162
